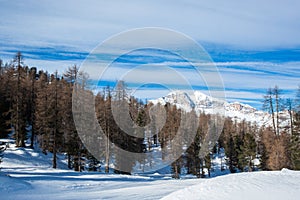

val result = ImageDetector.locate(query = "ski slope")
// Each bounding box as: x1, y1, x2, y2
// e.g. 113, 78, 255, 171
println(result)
1, 144, 300, 200
163, 169, 300, 200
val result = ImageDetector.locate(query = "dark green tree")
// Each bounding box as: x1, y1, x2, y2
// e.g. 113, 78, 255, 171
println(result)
238, 133, 257, 172
290, 87, 300, 169
226, 134, 240, 173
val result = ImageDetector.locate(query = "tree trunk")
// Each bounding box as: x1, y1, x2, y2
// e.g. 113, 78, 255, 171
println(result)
105, 126, 110, 173
276, 92, 279, 135
68, 153, 71, 169
270, 96, 276, 135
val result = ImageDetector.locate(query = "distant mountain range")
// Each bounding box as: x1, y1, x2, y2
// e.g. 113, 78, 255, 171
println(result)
150, 90, 290, 128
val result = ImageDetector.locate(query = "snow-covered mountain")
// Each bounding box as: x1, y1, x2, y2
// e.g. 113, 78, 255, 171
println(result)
150, 90, 289, 127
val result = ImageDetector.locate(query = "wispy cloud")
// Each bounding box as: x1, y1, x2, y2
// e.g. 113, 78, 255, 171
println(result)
1, 0, 300, 49
1, 0, 300, 108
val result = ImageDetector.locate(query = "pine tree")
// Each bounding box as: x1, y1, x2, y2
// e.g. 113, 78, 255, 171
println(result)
290, 87, 300, 169
0, 64, 10, 138
0, 59, 3, 76
290, 111, 300, 169
112, 81, 133, 174
185, 112, 204, 177
10, 52, 28, 147
170, 108, 183, 179
63, 65, 90, 171
61, 66, 79, 170
103, 87, 113, 173
132, 103, 147, 170
204, 153, 212, 177
86, 152, 100, 172
257, 127, 269, 170
35, 71, 50, 153
28, 67, 37, 148
60, 77, 76, 169
0, 145, 4, 168
186, 133, 201, 176
95, 87, 113, 173
226, 135, 239, 173
35, 71, 65, 168
48, 72, 64, 168
238, 133, 256, 172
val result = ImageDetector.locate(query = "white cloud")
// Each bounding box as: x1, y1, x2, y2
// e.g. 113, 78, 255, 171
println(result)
1, 0, 300, 49
1, 0, 299, 109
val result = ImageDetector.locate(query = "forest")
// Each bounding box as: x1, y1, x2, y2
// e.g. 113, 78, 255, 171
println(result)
0, 52, 300, 179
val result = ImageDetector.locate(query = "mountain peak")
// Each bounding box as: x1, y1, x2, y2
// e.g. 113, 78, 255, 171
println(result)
149, 90, 276, 127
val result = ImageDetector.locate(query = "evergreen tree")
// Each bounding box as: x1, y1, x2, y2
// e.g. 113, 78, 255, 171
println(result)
35, 71, 65, 168
0, 67, 10, 138
185, 113, 204, 177
169, 107, 182, 179
290, 111, 300, 169
62, 66, 82, 170
35, 71, 50, 153
71, 70, 91, 172
86, 152, 100, 172
186, 133, 201, 177
204, 153, 212, 177
0, 145, 4, 168
238, 133, 256, 172
10, 52, 28, 147
290, 87, 300, 169
226, 135, 239, 173
95, 87, 113, 173
111, 81, 146, 174
257, 127, 269, 170
28, 67, 37, 148
48, 72, 64, 168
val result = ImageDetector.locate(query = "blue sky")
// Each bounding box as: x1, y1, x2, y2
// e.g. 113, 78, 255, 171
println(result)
0, 0, 300, 109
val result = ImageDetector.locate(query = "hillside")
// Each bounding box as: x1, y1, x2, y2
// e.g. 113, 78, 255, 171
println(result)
162, 169, 300, 200
1, 143, 300, 200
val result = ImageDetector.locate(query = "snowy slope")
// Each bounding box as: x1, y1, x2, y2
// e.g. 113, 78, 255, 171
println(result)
1, 143, 300, 200
162, 169, 300, 200
0, 144, 199, 200
150, 90, 289, 127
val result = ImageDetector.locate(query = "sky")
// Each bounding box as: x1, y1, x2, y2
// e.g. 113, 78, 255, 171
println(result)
0, 0, 300, 109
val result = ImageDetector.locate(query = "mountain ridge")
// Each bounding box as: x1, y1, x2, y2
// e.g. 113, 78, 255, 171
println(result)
149, 90, 289, 128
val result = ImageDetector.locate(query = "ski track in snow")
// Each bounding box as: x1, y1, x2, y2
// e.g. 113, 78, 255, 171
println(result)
0, 145, 200, 200
0, 143, 300, 200
1, 139, 300, 200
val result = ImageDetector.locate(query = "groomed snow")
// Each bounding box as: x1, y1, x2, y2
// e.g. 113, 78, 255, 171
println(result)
1, 144, 300, 200
162, 169, 300, 200
0, 145, 200, 200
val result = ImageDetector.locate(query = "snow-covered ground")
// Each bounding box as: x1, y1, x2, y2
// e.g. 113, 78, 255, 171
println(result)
1, 144, 300, 200
163, 169, 300, 200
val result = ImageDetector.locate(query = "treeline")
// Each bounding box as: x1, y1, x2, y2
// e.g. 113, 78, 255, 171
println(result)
0, 53, 87, 171
0, 52, 300, 178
